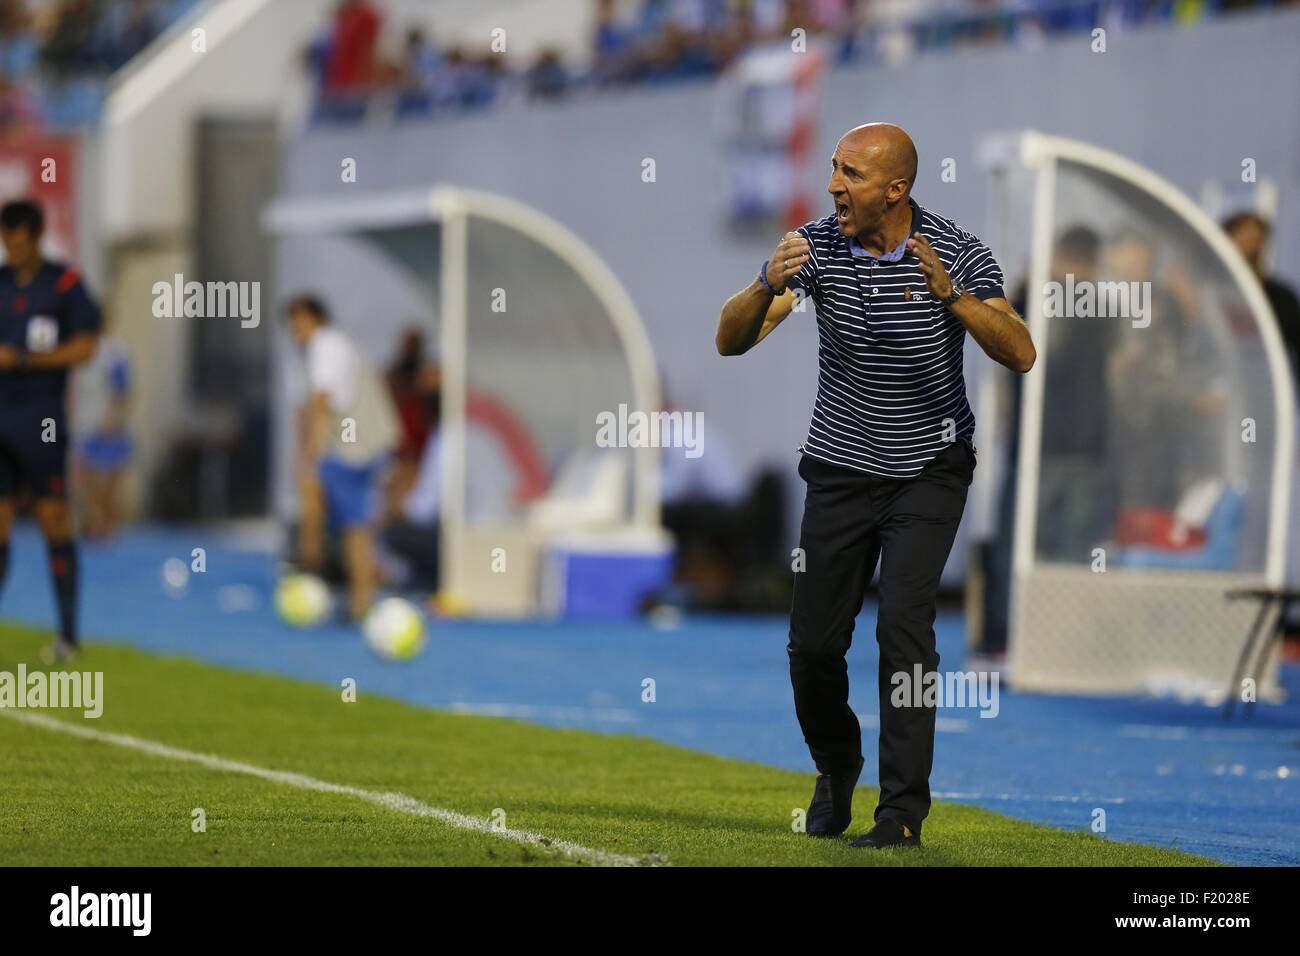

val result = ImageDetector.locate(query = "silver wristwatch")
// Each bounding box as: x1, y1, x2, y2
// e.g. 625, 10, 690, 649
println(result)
940, 283, 965, 307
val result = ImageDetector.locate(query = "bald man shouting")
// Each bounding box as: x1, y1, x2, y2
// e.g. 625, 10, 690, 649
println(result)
717, 123, 1035, 849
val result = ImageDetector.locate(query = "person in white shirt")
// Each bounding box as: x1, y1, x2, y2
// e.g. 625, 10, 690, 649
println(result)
286, 294, 398, 618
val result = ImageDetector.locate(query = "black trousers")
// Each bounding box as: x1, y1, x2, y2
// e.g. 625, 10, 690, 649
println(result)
787, 440, 975, 832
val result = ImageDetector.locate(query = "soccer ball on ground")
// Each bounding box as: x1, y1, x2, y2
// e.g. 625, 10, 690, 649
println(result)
274, 574, 333, 628
363, 597, 427, 661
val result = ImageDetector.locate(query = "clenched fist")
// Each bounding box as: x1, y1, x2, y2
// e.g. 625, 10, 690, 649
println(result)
765, 232, 811, 294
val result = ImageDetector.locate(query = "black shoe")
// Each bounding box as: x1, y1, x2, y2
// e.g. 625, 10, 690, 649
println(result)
850, 818, 922, 849
806, 756, 864, 837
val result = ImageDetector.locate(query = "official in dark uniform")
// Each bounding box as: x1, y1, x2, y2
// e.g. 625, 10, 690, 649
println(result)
0, 200, 101, 661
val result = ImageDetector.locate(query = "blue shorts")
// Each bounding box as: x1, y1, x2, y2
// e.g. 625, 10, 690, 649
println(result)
81, 433, 134, 472
318, 456, 385, 529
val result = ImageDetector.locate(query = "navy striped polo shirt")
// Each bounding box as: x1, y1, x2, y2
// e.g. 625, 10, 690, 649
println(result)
785, 198, 1005, 478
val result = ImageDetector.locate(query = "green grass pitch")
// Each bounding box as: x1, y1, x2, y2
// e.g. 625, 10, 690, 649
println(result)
0, 623, 1218, 866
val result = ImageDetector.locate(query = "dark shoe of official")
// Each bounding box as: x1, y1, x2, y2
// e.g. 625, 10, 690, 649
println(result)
806, 755, 864, 837
850, 818, 922, 849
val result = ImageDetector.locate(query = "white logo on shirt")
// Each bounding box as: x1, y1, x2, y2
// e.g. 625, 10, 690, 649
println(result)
26, 315, 59, 352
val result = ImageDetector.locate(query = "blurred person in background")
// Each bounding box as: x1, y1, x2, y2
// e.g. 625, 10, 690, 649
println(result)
639, 1, 722, 83
1222, 209, 1300, 634
326, 0, 381, 91
1103, 230, 1226, 519
320, 0, 382, 118
378, 431, 443, 593
101, 0, 158, 70
592, 0, 637, 84
38, 0, 103, 80
394, 27, 447, 116
76, 327, 131, 540
0, 199, 100, 662
1224, 211, 1300, 379
647, 387, 788, 612
980, 225, 1104, 653
286, 294, 398, 620
526, 47, 569, 100
0, 0, 37, 130
1103, 230, 1184, 517
384, 326, 439, 515
378, 382, 518, 596
467, 48, 509, 108
1029, 225, 1116, 562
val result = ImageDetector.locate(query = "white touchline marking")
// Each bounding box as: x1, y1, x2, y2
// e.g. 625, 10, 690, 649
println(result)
2, 709, 662, 867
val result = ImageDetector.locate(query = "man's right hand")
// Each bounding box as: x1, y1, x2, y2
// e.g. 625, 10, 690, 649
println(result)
717, 231, 811, 355
765, 232, 811, 294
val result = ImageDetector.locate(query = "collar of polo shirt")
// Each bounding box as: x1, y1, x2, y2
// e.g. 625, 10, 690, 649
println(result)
847, 199, 920, 263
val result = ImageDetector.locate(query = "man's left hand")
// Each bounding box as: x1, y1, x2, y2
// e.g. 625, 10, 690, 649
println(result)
907, 232, 954, 301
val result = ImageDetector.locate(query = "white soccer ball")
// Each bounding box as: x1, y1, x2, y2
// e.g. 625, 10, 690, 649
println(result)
363, 597, 427, 661
161, 557, 190, 598
274, 574, 333, 628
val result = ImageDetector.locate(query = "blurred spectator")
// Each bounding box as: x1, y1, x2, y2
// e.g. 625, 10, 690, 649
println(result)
302, 29, 332, 97
1103, 230, 1225, 515
103, 0, 159, 70
638, 0, 725, 84
0, 0, 37, 129
1224, 211, 1300, 379
384, 327, 439, 516
0, 0, 34, 75
78, 333, 133, 540
302, 0, 1293, 125
39, 0, 102, 80
395, 26, 447, 114
41, 0, 179, 79
1035, 225, 1117, 562
399, 27, 441, 87
437, 46, 505, 110
645, 386, 789, 612
324, 0, 382, 97
378, 435, 442, 592
5, 0, 196, 129
592, 0, 635, 83
378, 391, 518, 594
526, 47, 569, 99
1000, 226, 1116, 569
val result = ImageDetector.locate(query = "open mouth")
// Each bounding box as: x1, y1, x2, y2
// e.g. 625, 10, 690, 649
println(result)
835, 200, 850, 225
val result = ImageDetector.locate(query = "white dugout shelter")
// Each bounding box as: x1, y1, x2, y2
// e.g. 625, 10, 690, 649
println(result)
264, 187, 664, 616
974, 132, 1296, 699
